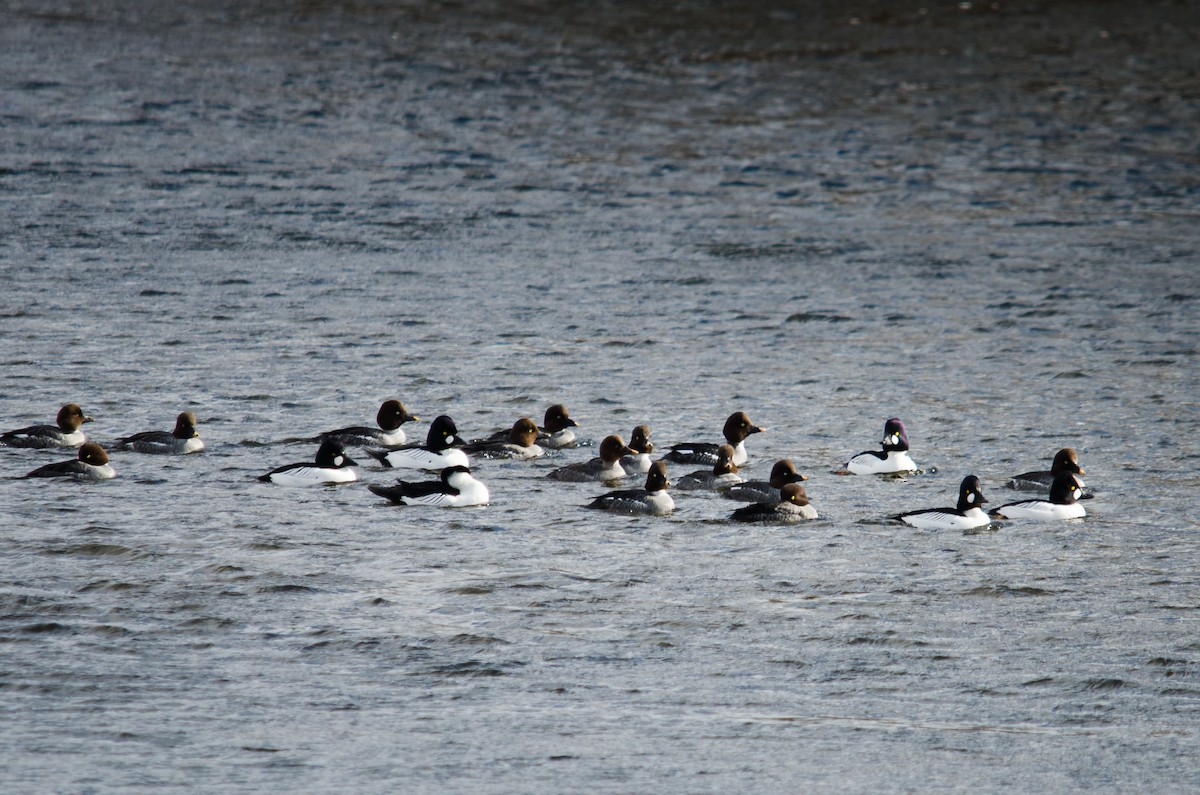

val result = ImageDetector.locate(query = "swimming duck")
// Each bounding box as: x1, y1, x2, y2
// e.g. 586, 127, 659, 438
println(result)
23, 442, 115, 480
259, 439, 358, 486
114, 411, 204, 454
724, 459, 808, 503
893, 475, 990, 530
586, 461, 674, 516
991, 472, 1086, 521
729, 483, 817, 522
368, 465, 489, 507
846, 417, 917, 475
662, 411, 764, 467
1, 403, 94, 449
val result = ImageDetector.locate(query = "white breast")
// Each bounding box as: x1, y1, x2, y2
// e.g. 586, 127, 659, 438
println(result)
269, 466, 358, 486
900, 507, 989, 530
849, 450, 916, 475
384, 448, 469, 470
995, 501, 1086, 521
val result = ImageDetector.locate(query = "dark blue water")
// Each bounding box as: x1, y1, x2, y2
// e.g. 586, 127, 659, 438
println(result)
2, 2, 1199, 792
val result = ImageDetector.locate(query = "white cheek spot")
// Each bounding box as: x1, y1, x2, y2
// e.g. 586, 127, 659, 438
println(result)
334, 455, 344, 466
966, 492, 976, 504
446, 435, 456, 444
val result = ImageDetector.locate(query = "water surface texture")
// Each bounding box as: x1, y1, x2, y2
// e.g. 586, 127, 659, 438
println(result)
2, 1, 1199, 792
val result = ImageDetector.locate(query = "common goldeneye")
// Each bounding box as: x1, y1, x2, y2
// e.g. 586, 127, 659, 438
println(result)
366, 415, 469, 470
730, 483, 817, 522
586, 461, 674, 516
991, 472, 1086, 521
538, 404, 579, 449
893, 475, 990, 530
319, 399, 418, 449
368, 465, 489, 507
114, 411, 204, 454
846, 417, 917, 475
724, 459, 808, 503
620, 424, 654, 476
1006, 448, 1086, 492
662, 411, 764, 467
258, 439, 358, 486
1, 403, 94, 449
23, 442, 115, 480
464, 417, 545, 459
546, 434, 635, 482
675, 444, 745, 491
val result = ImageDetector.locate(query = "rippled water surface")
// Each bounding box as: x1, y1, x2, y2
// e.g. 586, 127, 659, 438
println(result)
2, 1, 1199, 792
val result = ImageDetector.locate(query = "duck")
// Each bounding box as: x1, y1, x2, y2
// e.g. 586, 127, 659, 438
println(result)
893, 475, 990, 530
724, 459, 808, 503
258, 439, 358, 485
620, 424, 654, 476
990, 472, 1086, 521
318, 399, 418, 449
366, 415, 469, 470
586, 461, 674, 516
546, 434, 636, 482
463, 417, 544, 459
729, 483, 817, 522
483, 405, 577, 449
368, 465, 489, 507
114, 411, 205, 454
23, 442, 115, 480
1, 403, 94, 449
846, 417, 917, 475
537, 404, 579, 449
661, 411, 764, 467
1006, 448, 1086, 492
675, 444, 745, 491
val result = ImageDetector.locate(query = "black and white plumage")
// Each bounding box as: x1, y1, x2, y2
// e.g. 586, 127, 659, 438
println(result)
464, 417, 544, 459
620, 424, 654, 477
1, 403, 94, 449
366, 415, 469, 470
1006, 448, 1086, 492
847, 417, 917, 475
730, 483, 818, 523
675, 444, 745, 491
724, 459, 808, 502
319, 399, 418, 449
991, 472, 1086, 521
115, 411, 205, 454
547, 434, 636, 482
259, 439, 358, 485
893, 475, 990, 530
368, 465, 489, 507
587, 461, 674, 516
537, 404, 579, 449
23, 442, 115, 480
662, 411, 764, 467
